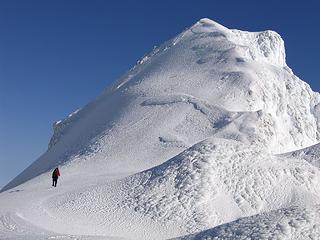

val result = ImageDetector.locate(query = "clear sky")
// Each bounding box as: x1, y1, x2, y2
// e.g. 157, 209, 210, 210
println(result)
0, 0, 319, 187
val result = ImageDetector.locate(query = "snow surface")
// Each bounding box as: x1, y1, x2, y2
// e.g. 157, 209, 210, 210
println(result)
1, 18, 320, 239
174, 205, 320, 240
281, 143, 320, 168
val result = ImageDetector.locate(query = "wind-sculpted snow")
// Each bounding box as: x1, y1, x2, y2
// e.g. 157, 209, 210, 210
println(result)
1, 18, 320, 239
2, 138, 317, 239
121, 138, 320, 234
231, 28, 287, 68
48, 109, 80, 149
174, 205, 320, 240
281, 143, 320, 168
141, 94, 235, 129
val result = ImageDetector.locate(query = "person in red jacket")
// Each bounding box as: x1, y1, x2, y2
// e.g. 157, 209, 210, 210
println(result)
52, 167, 60, 187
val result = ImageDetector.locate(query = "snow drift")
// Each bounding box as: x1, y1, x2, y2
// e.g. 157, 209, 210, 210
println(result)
1, 18, 320, 239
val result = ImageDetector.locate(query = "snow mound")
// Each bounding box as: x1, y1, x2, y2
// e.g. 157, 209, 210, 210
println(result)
121, 138, 320, 233
174, 205, 320, 240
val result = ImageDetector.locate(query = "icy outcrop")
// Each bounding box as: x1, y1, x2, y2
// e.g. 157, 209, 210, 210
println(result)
196, 18, 287, 67
231, 29, 286, 67
48, 109, 80, 149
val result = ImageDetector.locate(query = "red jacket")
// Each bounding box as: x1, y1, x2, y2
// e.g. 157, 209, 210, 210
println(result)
52, 168, 60, 178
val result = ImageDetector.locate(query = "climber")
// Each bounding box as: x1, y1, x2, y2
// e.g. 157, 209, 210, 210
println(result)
52, 167, 60, 187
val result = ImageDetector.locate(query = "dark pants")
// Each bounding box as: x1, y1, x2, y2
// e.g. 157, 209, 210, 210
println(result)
52, 177, 58, 187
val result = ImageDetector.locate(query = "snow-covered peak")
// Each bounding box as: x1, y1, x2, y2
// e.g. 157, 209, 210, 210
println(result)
1, 18, 320, 240
4, 18, 320, 192
194, 18, 231, 32
191, 18, 287, 67
231, 29, 286, 67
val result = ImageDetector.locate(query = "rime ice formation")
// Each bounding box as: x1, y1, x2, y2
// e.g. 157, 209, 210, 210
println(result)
1, 18, 320, 240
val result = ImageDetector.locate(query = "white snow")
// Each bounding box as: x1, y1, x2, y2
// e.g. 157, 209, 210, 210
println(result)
281, 143, 320, 168
174, 205, 320, 240
1, 18, 320, 239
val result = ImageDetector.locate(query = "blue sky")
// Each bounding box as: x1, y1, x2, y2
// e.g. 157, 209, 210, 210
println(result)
0, 0, 319, 187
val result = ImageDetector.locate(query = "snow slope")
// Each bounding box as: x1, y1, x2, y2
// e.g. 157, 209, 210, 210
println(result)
281, 143, 320, 168
174, 205, 320, 240
1, 18, 320, 239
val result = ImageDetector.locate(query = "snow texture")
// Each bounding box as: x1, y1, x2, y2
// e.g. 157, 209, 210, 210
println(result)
1, 18, 320, 239
174, 205, 320, 240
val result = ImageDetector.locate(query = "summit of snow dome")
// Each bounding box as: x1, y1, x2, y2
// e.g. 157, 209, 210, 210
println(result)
191, 18, 287, 67
194, 18, 231, 32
